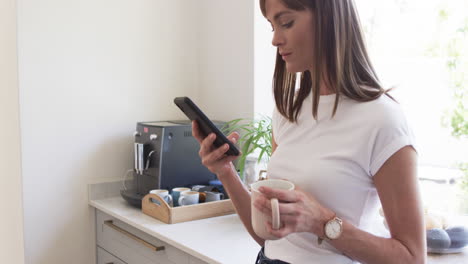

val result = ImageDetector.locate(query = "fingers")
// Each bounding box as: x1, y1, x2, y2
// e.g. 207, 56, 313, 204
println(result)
192, 120, 204, 143
192, 120, 240, 175
265, 221, 294, 239
254, 196, 298, 217
253, 195, 305, 238
258, 186, 300, 203
198, 133, 239, 170
227, 131, 240, 144
199, 134, 231, 159
199, 133, 217, 156
202, 142, 230, 164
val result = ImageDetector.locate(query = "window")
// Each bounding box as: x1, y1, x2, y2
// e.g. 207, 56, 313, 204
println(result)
254, 0, 468, 215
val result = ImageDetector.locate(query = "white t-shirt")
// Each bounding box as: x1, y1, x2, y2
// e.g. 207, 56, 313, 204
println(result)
265, 93, 416, 263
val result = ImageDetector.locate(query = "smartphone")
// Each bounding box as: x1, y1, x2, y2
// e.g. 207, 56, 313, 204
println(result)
174, 97, 240, 156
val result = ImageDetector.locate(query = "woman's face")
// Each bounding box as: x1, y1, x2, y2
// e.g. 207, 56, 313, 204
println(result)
264, 0, 315, 73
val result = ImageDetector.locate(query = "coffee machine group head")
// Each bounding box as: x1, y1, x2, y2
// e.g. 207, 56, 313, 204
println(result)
121, 120, 223, 208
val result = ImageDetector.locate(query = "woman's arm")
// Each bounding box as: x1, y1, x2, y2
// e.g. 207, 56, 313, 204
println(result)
328, 146, 426, 263
192, 121, 266, 246
256, 146, 426, 264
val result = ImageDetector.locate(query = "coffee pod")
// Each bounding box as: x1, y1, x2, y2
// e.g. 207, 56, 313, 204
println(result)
198, 192, 206, 203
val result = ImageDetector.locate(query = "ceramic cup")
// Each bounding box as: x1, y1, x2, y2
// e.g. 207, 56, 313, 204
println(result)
205, 191, 224, 202
250, 179, 295, 240
178, 191, 200, 206
192, 185, 220, 193
149, 189, 173, 206
171, 187, 190, 207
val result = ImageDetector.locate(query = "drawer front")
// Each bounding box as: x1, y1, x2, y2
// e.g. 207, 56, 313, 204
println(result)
96, 210, 192, 264
97, 246, 126, 264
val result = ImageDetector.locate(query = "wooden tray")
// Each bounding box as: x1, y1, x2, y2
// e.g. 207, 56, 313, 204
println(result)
142, 193, 235, 224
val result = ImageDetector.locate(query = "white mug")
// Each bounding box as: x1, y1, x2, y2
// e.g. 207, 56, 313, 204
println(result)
149, 189, 173, 206
205, 191, 224, 202
178, 191, 200, 206
250, 179, 295, 240
172, 187, 191, 207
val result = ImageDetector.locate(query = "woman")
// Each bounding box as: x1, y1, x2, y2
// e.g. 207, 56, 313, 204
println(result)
192, 0, 426, 263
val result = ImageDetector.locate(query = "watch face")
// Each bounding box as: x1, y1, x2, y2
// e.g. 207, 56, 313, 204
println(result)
325, 219, 342, 239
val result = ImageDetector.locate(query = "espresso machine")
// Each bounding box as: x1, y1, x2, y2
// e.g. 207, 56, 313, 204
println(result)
121, 120, 224, 208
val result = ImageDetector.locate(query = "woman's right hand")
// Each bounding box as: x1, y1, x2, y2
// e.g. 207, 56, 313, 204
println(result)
192, 120, 241, 177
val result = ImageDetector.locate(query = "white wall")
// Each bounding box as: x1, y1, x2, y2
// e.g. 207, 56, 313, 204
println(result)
15, 0, 254, 263
198, 0, 255, 121
17, 0, 197, 263
0, 0, 25, 263
254, 0, 276, 117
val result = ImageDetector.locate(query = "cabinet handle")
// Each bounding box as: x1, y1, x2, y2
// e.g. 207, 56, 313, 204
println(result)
105, 263, 114, 264
104, 220, 165, 251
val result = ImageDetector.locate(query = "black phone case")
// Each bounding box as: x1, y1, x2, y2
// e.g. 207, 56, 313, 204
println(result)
174, 97, 240, 156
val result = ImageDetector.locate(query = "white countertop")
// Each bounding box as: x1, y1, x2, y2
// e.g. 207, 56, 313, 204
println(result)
89, 196, 260, 264
88, 187, 467, 264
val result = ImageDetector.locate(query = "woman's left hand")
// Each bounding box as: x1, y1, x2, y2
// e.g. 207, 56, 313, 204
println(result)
253, 186, 334, 238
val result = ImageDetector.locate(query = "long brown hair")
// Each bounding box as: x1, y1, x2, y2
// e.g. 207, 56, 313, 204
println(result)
260, 0, 392, 122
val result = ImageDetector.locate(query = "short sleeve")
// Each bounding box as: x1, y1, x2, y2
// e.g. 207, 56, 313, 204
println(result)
369, 104, 417, 176
272, 106, 286, 145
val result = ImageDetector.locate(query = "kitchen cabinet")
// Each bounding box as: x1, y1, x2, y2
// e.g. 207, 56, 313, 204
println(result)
97, 246, 126, 264
88, 184, 464, 264
95, 209, 208, 264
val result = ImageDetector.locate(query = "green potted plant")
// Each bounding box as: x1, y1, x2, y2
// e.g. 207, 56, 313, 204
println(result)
222, 115, 272, 182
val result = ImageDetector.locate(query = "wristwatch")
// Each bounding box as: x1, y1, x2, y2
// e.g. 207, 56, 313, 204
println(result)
318, 215, 343, 245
